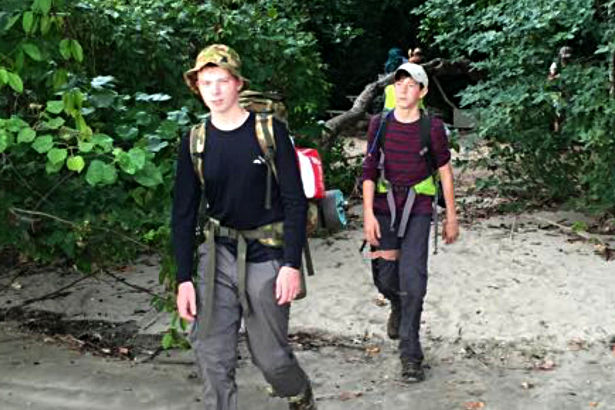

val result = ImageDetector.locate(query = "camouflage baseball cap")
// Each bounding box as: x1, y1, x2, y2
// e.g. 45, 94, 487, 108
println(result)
183, 44, 248, 94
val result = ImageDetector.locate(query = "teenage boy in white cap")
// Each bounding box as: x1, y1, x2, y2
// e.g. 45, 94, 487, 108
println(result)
362, 62, 459, 382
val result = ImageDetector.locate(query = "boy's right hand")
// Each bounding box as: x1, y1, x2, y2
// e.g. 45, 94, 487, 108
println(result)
364, 212, 381, 247
177, 281, 197, 322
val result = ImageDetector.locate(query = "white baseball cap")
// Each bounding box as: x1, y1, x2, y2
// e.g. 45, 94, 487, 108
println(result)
394, 62, 428, 88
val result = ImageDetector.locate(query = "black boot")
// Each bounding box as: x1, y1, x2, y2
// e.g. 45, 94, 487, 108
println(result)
387, 303, 401, 340
401, 358, 425, 383
288, 383, 316, 410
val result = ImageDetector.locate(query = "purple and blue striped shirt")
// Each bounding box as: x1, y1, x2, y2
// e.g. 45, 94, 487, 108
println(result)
362, 113, 451, 215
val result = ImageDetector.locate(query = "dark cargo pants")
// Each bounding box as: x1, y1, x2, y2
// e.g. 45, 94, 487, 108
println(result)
189, 243, 309, 410
371, 214, 431, 362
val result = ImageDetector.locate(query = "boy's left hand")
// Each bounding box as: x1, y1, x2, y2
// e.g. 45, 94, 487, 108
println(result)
275, 265, 302, 305
442, 218, 460, 244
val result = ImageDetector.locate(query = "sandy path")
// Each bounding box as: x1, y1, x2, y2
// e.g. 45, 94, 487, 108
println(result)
1, 206, 615, 409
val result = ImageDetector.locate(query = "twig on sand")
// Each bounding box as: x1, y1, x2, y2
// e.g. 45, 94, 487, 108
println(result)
101, 269, 166, 300
6, 274, 91, 312
509, 215, 518, 241
533, 216, 613, 261
533, 216, 594, 242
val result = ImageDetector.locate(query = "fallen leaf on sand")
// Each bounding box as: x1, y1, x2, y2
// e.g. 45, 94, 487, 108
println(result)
339, 391, 363, 401
373, 294, 387, 307
535, 359, 556, 371
464, 401, 485, 409
567, 337, 586, 351
594, 244, 613, 261
589, 402, 599, 408
365, 345, 381, 356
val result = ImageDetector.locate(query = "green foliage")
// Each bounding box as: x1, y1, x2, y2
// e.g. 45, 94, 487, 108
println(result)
415, 0, 615, 211
0, 0, 360, 349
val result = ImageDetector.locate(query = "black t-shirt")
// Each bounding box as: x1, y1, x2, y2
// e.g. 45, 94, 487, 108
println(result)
171, 112, 307, 283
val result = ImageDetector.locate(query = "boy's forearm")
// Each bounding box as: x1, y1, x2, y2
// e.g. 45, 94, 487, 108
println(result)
438, 163, 457, 220
362, 180, 376, 217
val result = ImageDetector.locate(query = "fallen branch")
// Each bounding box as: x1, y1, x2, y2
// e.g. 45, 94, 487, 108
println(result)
9, 207, 149, 250
102, 268, 166, 300
533, 216, 593, 241
6, 273, 91, 313
321, 58, 474, 150
533, 216, 613, 261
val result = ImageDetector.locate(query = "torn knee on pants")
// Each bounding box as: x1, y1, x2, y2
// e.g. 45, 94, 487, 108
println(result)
367, 249, 399, 260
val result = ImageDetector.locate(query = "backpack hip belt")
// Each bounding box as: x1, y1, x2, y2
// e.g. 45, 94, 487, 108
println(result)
196, 217, 284, 339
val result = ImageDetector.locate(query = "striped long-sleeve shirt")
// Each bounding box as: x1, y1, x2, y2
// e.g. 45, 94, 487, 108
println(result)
362, 112, 451, 215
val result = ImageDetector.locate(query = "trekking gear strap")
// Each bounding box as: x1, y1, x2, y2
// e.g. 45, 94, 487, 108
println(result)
418, 114, 440, 254
397, 188, 417, 238
255, 113, 277, 210
197, 218, 285, 337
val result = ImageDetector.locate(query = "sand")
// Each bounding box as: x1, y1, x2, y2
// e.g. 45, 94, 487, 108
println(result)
1, 204, 615, 409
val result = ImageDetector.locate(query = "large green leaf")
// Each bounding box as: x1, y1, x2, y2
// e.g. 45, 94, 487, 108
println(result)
134, 162, 163, 187
78, 141, 94, 153
17, 127, 36, 143
7, 72, 23, 93
22, 43, 42, 61
45, 117, 65, 129
67, 155, 85, 173
39, 0, 52, 14
45, 159, 63, 174
89, 89, 117, 108
91, 133, 113, 151
40, 15, 51, 35
32, 135, 54, 153
47, 147, 67, 164
59, 39, 71, 60
86, 160, 117, 186
70, 39, 84, 62
0, 131, 10, 153
0, 69, 8, 84
22, 11, 34, 34
46, 100, 64, 114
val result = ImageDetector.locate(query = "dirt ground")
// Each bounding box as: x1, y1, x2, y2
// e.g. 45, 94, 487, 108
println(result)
1, 138, 615, 410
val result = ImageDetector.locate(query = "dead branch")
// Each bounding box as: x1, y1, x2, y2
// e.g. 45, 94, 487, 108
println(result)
9, 207, 149, 250
5, 273, 91, 313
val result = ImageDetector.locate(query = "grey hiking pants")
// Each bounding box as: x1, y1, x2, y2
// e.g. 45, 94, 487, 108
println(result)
189, 242, 309, 410
371, 214, 431, 363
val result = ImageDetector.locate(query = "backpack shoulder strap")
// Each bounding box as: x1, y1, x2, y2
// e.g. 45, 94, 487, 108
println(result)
189, 120, 207, 186
376, 109, 392, 152
254, 113, 278, 180
419, 113, 437, 175
254, 113, 278, 210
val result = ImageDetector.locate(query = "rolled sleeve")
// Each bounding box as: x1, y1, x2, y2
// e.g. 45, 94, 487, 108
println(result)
431, 118, 451, 168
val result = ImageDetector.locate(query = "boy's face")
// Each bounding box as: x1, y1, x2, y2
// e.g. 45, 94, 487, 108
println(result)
196, 66, 243, 115
394, 73, 427, 110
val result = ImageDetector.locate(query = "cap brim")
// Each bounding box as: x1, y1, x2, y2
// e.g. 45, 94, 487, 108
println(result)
183, 62, 249, 94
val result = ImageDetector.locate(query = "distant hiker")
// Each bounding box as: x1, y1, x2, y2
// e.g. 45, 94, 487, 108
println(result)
408, 47, 423, 64
362, 63, 459, 383
548, 46, 573, 132
172, 44, 316, 410
383, 48, 406, 110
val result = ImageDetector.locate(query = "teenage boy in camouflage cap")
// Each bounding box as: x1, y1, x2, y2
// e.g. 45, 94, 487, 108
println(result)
172, 44, 315, 410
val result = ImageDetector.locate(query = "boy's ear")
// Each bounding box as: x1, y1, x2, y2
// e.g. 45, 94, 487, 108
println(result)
420, 86, 428, 99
